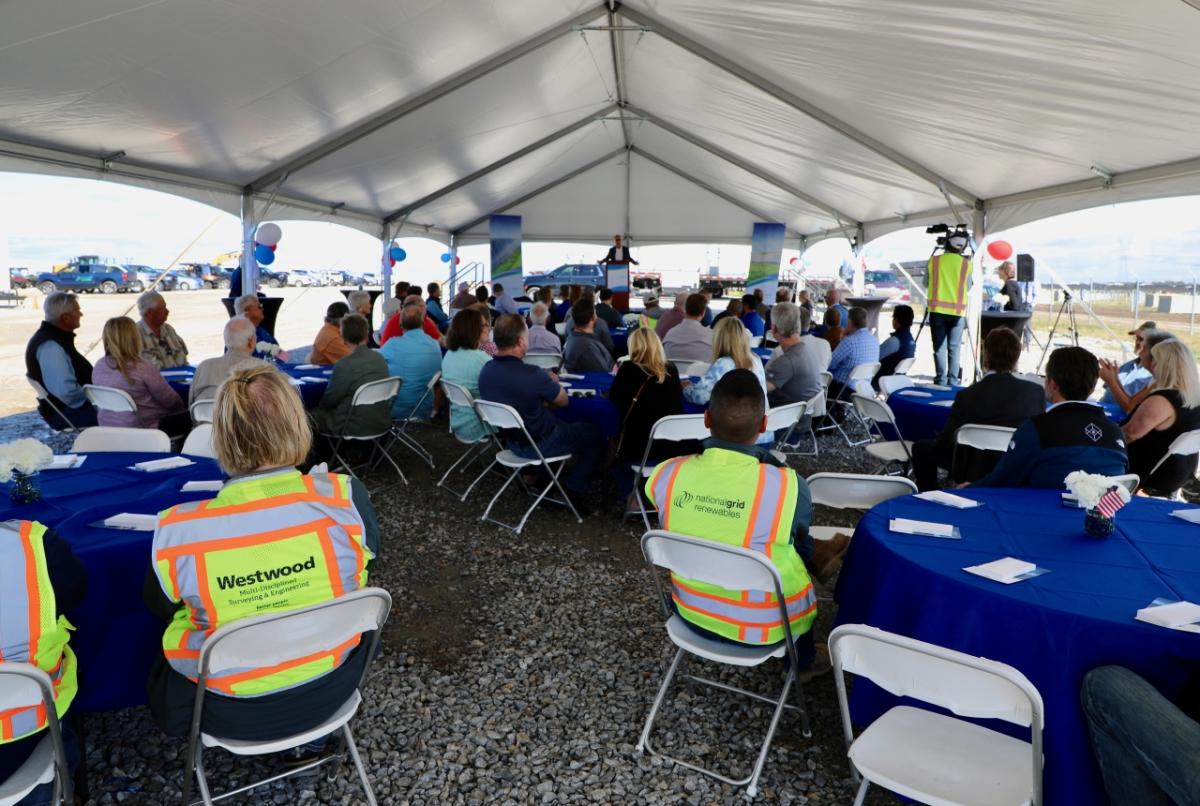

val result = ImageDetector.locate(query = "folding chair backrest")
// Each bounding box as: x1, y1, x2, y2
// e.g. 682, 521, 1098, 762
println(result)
686, 361, 710, 377
1015, 372, 1045, 388
806, 389, 827, 418
474, 399, 525, 432
26, 376, 77, 433
765, 402, 806, 433
200, 588, 392, 679
806, 472, 916, 509
893, 356, 915, 375
647, 413, 709, 443
426, 370, 442, 391
1167, 428, 1200, 459
181, 424, 215, 458
554, 322, 568, 336
72, 426, 170, 453
0, 663, 52, 724
830, 624, 1042, 728
440, 379, 475, 408
642, 531, 781, 597
853, 394, 898, 433
190, 398, 214, 424
819, 371, 833, 391
524, 353, 563, 371
0, 663, 67, 803
83, 384, 138, 414
877, 375, 914, 397
351, 376, 400, 407
1111, 473, 1140, 494
669, 359, 694, 378
748, 336, 763, 349
955, 424, 1016, 453
848, 362, 881, 383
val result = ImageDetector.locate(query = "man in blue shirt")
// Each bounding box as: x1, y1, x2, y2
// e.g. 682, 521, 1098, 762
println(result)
24, 292, 97, 428
875, 304, 916, 383
380, 305, 442, 419
425, 282, 449, 332
478, 315, 601, 515
1097, 322, 1161, 409
824, 287, 849, 329
492, 283, 520, 316
972, 346, 1127, 489
234, 293, 289, 361
827, 306, 880, 403
739, 294, 765, 338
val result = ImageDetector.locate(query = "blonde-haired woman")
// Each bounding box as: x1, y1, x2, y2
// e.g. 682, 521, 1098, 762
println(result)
997, 260, 1024, 310
146, 363, 381, 744
1123, 338, 1200, 496
91, 315, 188, 436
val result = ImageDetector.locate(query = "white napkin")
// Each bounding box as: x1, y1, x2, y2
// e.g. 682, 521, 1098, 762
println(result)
287, 377, 304, 386
898, 390, 932, 398
1169, 509, 1200, 524
931, 400, 955, 408
294, 363, 322, 370
915, 490, 981, 509
181, 480, 224, 492
559, 381, 572, 388
927, 384, 952, 391
889, 518, 956, 538
1136, 601, 1200, 629
133, 456, 194, 472
964, 557, 1037, 584
102, 513, 159, 531
559, 373, 585, 380
160, 369, 193, 378
46, 454, 85, 470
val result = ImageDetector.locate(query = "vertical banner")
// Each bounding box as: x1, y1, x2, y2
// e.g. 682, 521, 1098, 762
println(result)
490, 214, 524, 303
747, 222, 786, 300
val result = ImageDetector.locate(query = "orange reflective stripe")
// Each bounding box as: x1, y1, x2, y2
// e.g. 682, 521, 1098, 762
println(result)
159, 493, 349, 526
317, 528, 344, 598
156, 519, 337, 560
765, 471, 790, 561
929, 255, 940, 301
19, 522, 41, 663
660, 459, 690, 530
302, 476, 318, 497
955, 256, 969, 308
206, 634, 361, 694
164, 647, 200, 660
0, 713, 12, 740
743, 465, 768, 548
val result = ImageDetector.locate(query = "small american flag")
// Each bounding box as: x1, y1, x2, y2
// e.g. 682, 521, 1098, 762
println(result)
1095, 486, 1127, 518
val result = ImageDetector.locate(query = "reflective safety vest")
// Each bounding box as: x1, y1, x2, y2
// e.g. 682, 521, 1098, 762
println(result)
153, 470, 372, 697
926, 252, 971, 317
645, 449, 817, 644
0, 521, 78, 744
637, 313, 654, 330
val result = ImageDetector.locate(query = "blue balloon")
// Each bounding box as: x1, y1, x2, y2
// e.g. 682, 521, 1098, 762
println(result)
440, 252, 452, 263
390, 246, 407, 262
254, 243, 275, 265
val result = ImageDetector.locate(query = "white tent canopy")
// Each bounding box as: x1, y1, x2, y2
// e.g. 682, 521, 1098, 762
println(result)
5, 0, 1200, 252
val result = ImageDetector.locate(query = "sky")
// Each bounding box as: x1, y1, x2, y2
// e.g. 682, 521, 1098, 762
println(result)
4, 171, 1200, 289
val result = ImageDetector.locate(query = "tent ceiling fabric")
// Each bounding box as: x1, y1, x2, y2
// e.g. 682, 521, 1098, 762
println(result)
4, 0, 1200, 245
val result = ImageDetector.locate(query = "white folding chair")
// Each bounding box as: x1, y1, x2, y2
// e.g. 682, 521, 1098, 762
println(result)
0, 664, 72, 806
320, 377, 404, 483
631, 414, 710, 529
25, 376, 80, 434
784, 389, 826, 459
806, 473, 917, 543
437, 380, 497, 501
181, 588, 392, 806
1144, 428, 1200, 498
951, 424, 1017, 484
189, 399, 214, 424
748, 335, 764, 349
877, 375, 914, 397
893, 356, 915, 375
819, 370, 833, 391
1015, 372, 1045, 388
852, 394, 914, 475
1111, 473, 1140, 494
636, 531, 813, 798
387, 372, 439, 469
668, 358, 695, 378
523, 353, 563, 372
554, 322, 568, 336
830, 624, 1044, 806
766, 401, 808, 464
181, 424, 216, 459
685, 361, 710, 377
472, 399, 582, 533
83, 384, 144, 426
72, 426, 170, 454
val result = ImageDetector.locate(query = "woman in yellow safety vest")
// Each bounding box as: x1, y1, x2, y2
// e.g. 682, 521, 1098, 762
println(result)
145, 364, 382, 743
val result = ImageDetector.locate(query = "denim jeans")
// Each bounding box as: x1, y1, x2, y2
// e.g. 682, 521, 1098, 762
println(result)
1081, 665, 1200, 806
928, 313, 965, 385
511, 421, 602, 494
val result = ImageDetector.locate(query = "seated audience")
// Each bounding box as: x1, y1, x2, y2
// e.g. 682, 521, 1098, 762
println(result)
450, 281, 476, 311
595, 287, 625, 330
190, 317, 269, 406
827, 307, 880, 402
973, 346, 1128, 488
798, 289, 814, 318
441, 308, 493, 442
426, 282, 449, 331
92, 316, 189, 437
347, 290, 378, 348
875, 304, 916, 381
563, 298, 613, 373
1081, 665, 1200, 806
526, 302, 562, 354
1099, 323, 1169, 411
820, 307, 844, 350
26, 291, 97, 428
684, 320, 770, 447
645, 370, 836, 665
313, 314, 392, 437
1122, 338, 1200, 497
823, 287, 849, 329
639, 293, 665, 324
492, 282, 520, 316
137, 291, 189, 369
145, 363, 381, 743
911, 328, 1045, 491
797, 306, 832, 370
234, 293, 289, 361
662, 293, 714, 363
765, 302, 823, 408
699, 288, 715, 327
381, 294, 442, 344
477, 315, 602, 514
0, 518, 87, 803
710, 297, 743, 327
554, 286, 574, 322
309, 302, 353, 365
609, 328, 686, 499
564, 291, 616, 354
534, 286, 559, 326
654, 292, 690, 339
469, 303, 499, 356
380, 305, 442, 420
739, 294, 765, 338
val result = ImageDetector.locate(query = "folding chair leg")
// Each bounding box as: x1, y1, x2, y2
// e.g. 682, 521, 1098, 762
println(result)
461, 457, 499, 502
636, 647, 684, 755
342, 724, 377, 806
791, 673, 812, 739
193, 744, 213, 806
481, 468, 522, 526
852, 776, 870, 806
745, 670, 795, 798
372, 438, 409, 485
437, 441, 486, 497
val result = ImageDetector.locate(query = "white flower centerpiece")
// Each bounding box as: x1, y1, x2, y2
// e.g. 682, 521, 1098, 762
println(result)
255, 341, 282, 362
0, 438, 54, 504
1065, 470, 1131, 537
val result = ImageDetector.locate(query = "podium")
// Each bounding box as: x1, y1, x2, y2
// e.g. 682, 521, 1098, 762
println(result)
844, 296, 890, 333
980, 310, 1033, 341
220, 296, 282, 337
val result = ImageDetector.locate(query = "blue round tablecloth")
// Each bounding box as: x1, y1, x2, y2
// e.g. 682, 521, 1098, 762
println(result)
166, 361, 328, 409
834, 487, 1200, 805
553, 371, 705, 439
0, 452, 225, 711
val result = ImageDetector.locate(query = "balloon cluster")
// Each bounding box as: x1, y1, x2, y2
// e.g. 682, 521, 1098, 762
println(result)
388, 244, 407, 267
253, 223, 282, 265
439, 252, 461, 266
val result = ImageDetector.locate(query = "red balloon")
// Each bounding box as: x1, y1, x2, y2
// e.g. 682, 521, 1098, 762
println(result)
788, 257, 799, 266
455, 256, 461, 265
389, 257, 396, 267
986, 240, 1013, 261
269, 243, 277, 252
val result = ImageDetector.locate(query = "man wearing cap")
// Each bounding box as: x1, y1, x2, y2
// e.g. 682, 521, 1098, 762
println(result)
1098, 321, 1157, 406
638, 293, 663, 329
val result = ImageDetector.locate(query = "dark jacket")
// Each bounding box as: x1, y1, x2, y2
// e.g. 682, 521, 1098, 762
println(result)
562, 331, 612, 374
601, 246, 638, 265
610, 362, 685, 463
595, 302, 625, 331
25, 321, 93, 421
933, 373, 1046, 482
315, 345, 393, 437
1127, 389, 1200, 496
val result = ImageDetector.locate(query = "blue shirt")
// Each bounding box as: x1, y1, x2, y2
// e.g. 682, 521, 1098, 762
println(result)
828, 328, 881, 384
831, 303, 849, 328
478, 355, 562, 442
441, 348, 492, 442
426, 297, 449, 330
380, 330, 442, 419
740, 311, 765, 337
36, 341, 88, 408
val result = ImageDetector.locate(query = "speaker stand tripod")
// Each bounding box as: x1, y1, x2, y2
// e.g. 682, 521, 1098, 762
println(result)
1036, 291, 1080, 372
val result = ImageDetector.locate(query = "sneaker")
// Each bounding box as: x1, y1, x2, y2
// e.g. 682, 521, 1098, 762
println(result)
796, 643, 832, 683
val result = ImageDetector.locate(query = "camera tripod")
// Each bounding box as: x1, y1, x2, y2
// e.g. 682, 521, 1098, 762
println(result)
1036, 290, 1080, 372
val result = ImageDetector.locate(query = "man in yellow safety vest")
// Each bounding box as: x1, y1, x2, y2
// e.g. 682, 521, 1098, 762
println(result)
646, 369, 844, 674
925, 230, 973, 385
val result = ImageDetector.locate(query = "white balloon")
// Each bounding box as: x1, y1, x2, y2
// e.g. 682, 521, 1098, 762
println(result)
256, 222, 282, 246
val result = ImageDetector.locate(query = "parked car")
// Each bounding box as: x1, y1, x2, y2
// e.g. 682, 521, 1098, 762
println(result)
9, 268, 33, 289
286, 269, 317, 287
166, 269, 201, 291
523, 263, 605, 292
127, 264, 185, 292
863, 269, 910, 302
261, 269, 288, 288
36, 262, 142, 295
195, 264, 231, 289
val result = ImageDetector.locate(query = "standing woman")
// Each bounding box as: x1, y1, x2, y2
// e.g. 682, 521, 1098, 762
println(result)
1122, 339, 1200, 497
92, 316, 189, 437
997, 261, 1025, 311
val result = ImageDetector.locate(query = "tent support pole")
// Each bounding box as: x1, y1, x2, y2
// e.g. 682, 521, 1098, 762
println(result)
380, 222, 393, 303
240, 192, 259, 294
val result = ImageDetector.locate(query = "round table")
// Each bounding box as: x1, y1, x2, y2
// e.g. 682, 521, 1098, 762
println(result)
0, 452, 225, 710
834, 488, 1200, 805
981, 310, 1033, 339
166, 362, 329, 409
553, 371, 705, 439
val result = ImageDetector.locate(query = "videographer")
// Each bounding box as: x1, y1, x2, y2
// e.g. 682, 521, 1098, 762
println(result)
925, 224, 973, 385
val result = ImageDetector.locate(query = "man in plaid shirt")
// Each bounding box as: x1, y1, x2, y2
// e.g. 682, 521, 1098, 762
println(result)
827, 306, 879, 403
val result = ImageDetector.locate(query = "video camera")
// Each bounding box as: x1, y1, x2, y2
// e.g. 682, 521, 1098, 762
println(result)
925, 222, 972, 254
